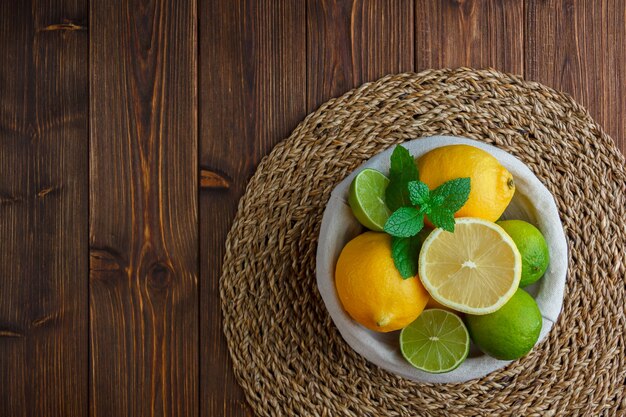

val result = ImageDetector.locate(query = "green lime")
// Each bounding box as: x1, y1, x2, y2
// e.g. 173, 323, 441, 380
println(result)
465, 289, 542, 360
400, 309, 470, 373
348, 169, 391, 231
497, 220, 550, 287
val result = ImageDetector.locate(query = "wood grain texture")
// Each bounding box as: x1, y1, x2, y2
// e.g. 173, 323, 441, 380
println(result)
199, 1, 306, 416
415, 0, 524, 74
0, 1, 89, 416
200, 170, 230, 190
1, 1, 625, 416
89, 0, 198, 416
526, 0, 626, 154
307, 0, 414, 112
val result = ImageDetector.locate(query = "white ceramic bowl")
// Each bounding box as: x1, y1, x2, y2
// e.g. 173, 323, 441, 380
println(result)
316, 136, 567, 383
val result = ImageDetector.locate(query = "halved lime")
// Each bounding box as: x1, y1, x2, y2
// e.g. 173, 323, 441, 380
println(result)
400, 309, 470, 373
348, 169, 391, 231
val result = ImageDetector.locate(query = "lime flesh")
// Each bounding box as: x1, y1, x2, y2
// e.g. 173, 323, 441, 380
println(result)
348, 169, 391, 231
400, 309, 470, 373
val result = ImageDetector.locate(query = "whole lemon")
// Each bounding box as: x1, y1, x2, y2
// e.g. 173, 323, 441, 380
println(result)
335, 232, 429, 332
418, 145, 515, 222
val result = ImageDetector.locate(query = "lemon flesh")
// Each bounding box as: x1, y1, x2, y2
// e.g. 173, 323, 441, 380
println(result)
418, 218, 521, 315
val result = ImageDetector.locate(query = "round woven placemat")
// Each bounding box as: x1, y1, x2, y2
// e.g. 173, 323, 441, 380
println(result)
221, 68, 626, 416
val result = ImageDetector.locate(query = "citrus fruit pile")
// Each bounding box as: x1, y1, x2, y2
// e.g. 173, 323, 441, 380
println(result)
335, 144, 550, 373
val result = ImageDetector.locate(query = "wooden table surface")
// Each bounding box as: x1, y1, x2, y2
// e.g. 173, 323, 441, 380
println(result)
0, 1, 624, 416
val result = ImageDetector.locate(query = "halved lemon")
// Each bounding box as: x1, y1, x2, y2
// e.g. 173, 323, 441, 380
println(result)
418, 218, 521, 315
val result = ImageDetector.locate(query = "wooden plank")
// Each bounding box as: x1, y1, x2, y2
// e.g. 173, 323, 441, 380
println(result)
307, 0, 415, 112
526, 0, 626, 154
198, 1, 306, 416
415, 0, 524, 74
89, 0, 198, 415
0, 1, 89, 416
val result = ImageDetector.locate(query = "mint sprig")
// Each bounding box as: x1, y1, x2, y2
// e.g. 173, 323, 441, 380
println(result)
383, 207, 424, 238
378, 145, 471, 278
384, 178, 470, 237
391, 228, 432, 278
408, 181, 429, 206
430, 178, 471, 213
385, 145, 419, 211
391, 235, 422, 278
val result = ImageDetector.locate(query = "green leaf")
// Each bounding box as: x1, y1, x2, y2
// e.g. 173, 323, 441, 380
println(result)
408, 181, 430, 206
391, 236, 422, 279
427, 209, 456, 232
430, 177, 471, 212
384, 207, 424, 237
385, 145, 419, 211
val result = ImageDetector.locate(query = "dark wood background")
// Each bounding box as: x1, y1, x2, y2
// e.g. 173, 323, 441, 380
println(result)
0, 1, 624, 416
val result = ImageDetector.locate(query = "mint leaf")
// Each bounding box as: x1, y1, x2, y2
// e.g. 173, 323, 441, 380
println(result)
384, 207, 424, 237
408, 181, 430, 206
427, 208, 456, 232
391, 236, 422, 278
430, 177, 471, 212
391, 229, 432, 278
385, 146, 419, 211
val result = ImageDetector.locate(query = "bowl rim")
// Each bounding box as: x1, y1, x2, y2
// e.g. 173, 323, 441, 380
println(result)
315, 135, 568, 383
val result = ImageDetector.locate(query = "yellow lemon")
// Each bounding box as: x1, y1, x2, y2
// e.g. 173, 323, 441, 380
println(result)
426, 297, 456, 313
335, 232, 429, 332
418, 145, 515, 222
419, 218, 522, 315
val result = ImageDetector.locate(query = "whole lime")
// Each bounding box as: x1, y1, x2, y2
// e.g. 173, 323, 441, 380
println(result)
497, 220, 549, 287
465, 289, 542, 360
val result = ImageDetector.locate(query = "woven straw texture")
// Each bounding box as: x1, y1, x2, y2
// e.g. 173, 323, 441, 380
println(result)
220, 68, 626, 416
